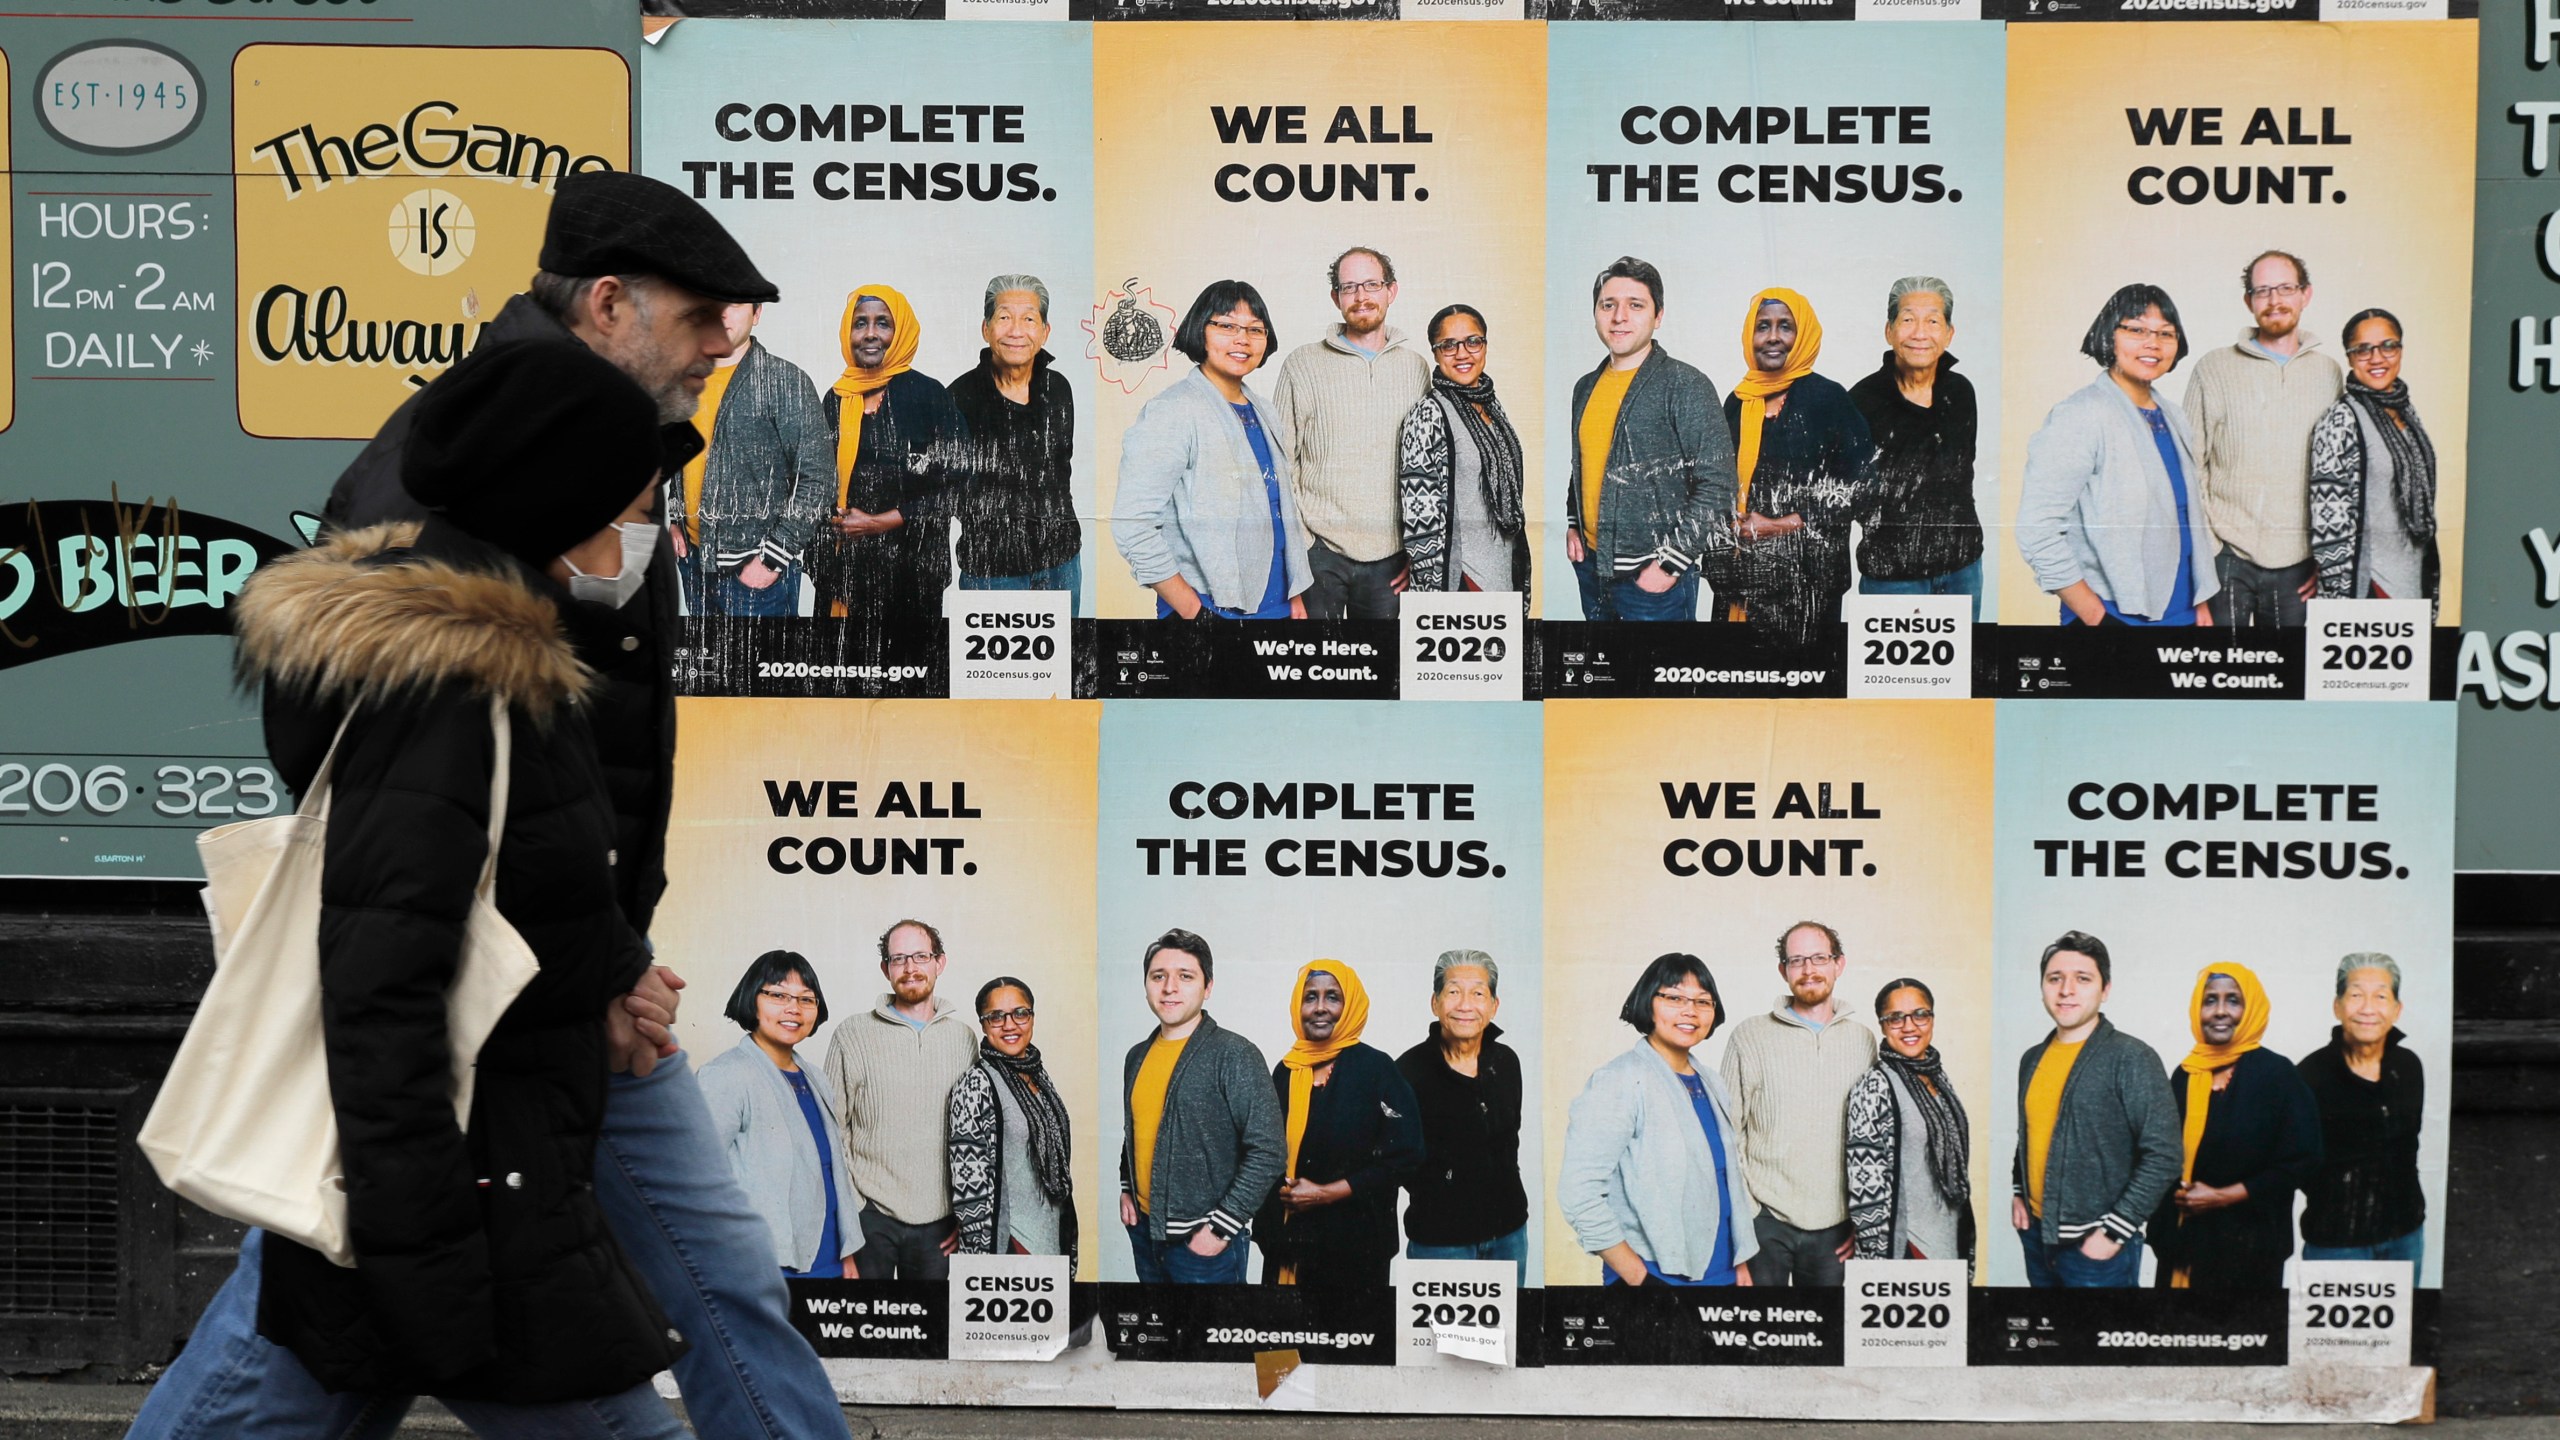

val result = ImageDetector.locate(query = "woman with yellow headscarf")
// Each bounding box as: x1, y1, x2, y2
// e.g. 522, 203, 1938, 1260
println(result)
1251, 960, 1422, 1288
804, 284, 969, 637
1718, 288, 1877, 648
2146, 963, 2323, 1290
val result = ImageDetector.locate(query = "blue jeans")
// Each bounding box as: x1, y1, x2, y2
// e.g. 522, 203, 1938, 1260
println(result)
128, 1052, 851, 1440
959, 555, 1082, 618
2303, 1225, 2425, 1269
1859, 555, 1983, 623
2018, 1228, 2145, 1288
1408, 1226, 1530, 1291
680, 552, 800, 618
1126, 1222, 1248, 1284
1572, 555, 1699, 622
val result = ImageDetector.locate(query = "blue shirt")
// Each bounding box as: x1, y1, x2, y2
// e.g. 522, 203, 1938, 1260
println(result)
2065, 405, 2196, 627
1603, 1070, 1738, 1287
1236, 402, 1290, 617
780, 1068, 844, 1278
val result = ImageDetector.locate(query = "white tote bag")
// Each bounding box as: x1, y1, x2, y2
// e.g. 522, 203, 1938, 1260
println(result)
139, 696, 541, 1267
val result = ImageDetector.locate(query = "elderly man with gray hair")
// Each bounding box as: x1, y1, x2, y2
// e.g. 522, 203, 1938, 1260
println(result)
1395, 949, 1530, 1284
952, 272, 1086, 611
2295, 953, 2427, 1273
1849, 274, 1985, 619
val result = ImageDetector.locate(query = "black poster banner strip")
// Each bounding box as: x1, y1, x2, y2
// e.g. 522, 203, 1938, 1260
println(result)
788, 1279, 949, 1360
675, 617, 947, 699
2012, 0, 2474, 18
1536, 622, 1849, 699
1540, 1285, 1843, 1365
1094, 620, 1398, 699
1099, 1281, 1399, 1364
1969, 1286, 2287, 1366
1998, 625, 2300, 700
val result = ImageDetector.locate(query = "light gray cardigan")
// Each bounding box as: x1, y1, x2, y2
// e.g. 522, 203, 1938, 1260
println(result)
2015, 375, 2222, 620
1113, 367, 1315, 611
697, 1035, 867, 1272
1557, 1041, 1760, 1281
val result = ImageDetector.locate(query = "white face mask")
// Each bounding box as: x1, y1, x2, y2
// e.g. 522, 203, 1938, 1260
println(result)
566, 521, 657, 609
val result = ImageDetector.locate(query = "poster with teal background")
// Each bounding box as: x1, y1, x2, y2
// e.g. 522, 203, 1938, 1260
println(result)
1988, 700, 2455, 1288
1096, 699, 1545, 1283
1540, 21, 2006, 622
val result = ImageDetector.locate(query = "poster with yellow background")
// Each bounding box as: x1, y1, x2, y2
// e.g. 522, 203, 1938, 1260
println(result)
232, 44, 629, 439
1541, 700, 1994, 1286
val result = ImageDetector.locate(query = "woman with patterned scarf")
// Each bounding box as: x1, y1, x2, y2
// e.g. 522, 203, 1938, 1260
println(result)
2309, 308, 2440, 613
1846, 978, 1975, 1264
2145, 963, 2323, 1290
948, 976, 1078, 1268
1397, 304, 1530, 597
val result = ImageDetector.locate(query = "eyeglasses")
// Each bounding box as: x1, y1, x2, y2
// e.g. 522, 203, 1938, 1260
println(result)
2345, 339, 2404, 359
1334, 279, 1390, 298
1654, 990, 1716, 1013
1879, 1007, 1936, 1029
759, 987, 819, 1010
885, 951, 942, 971
2245, 283, 2305, 304
1431, 335, 1488, 355
1781, 952, 1843, 973
1205, 318, 1268, 341
2115, 323, 2179, 344
979, 1006, 1035, 1026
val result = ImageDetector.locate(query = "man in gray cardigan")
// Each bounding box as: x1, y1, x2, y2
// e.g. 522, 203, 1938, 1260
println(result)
668, 303, 833, 617
2010, 931, 2181, 1287
1118, 929, 1284, 1283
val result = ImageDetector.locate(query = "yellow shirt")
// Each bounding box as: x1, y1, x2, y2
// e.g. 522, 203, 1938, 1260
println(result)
681, 359, 742, 545
1130, 1035, 1187, 1214
1578, 364, 1637, 543
2023, 1039, 2085, 1218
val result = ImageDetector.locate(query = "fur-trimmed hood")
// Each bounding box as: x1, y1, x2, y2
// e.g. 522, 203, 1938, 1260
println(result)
234, 522, 592, 714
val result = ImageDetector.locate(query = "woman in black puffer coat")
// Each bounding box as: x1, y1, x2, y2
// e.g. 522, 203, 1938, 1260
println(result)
230, 341, 686, 1428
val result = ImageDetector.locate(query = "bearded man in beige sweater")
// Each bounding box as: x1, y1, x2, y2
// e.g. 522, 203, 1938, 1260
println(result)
2184, 249, 2345, 628
1720, 920, 1878, 1287
1271, 246, 1433, 620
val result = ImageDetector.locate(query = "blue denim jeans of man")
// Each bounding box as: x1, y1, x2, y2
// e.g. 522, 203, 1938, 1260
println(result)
2017, 1228, 2146, 1288
1407, 1225, 1529, 1290
1572, 554, 1699, 622
2302, 1225, 2425, 1269
1125, 1222, 1249, 1284
1859, 555, 1984, 623
679, 551, 800, 618
126, 1052, 852, 1440
957, 555, 1082, 618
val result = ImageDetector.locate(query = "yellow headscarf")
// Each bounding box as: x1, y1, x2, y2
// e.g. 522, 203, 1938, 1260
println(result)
831, 285, 920, 509
1726, 289, 1824, 622
1279, 959, 1371, 1184
2176, 962, 2272, 1187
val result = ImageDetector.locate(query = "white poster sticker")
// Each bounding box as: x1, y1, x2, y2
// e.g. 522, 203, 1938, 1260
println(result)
2290, 1259, 2414, 1368
946, 590, 1073, 699
1842, 1259, 1968, 1367
1392, 1257, 1515, 1368
2304, 598, 2431, 701
1400, 589, 1524, 701
1843, 592, 1973, 698
947, 1253, 1071, 1362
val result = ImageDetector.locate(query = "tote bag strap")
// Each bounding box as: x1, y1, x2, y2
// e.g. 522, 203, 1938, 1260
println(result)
476, 694, 512, 899
296, 713, 359, 822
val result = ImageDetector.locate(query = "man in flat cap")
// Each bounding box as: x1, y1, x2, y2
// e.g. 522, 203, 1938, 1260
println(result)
134, 173, 857, 1440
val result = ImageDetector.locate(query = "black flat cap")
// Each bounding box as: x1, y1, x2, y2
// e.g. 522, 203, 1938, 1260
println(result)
539, 170, 780, 305
402, 340, 665, 568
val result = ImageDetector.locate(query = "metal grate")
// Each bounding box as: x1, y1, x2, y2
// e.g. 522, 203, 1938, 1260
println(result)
0, 1103, 121, 1319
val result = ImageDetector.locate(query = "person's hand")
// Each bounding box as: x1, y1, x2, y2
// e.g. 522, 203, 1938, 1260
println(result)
1734, 1268, 1755, 1287
1390, 565, 1411, 595
832, 507, 903, 538
1121, 1193, 1139, 1227
844, 1254, 860, 1279
739, 556, 781, 590
604, 995, 650, 1076
1600, 1242, 1648, 1287
1738, 512, 1803, 543
938, 1224, 961, 1257
1834, 1234, 1856, 1263
606, 966, 685, 1076
2195, 602, 2217, 627
2297, 575, 2318, 602
1566, 528, 1586, 565
1279, 1178, 1348, 1214
2012, 1196, 2031, 1232
666, 525, 689, 561
1634, 561, 1677, 595
2059, 581, 2108, 627
1186, 1227, 1231, 1258
2177, 1181, 2248, 1215
1289, 595, 1308, 620
2079, 1231, 2124, 1263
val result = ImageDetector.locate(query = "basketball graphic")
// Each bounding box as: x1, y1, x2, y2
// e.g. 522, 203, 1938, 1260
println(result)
387, 188, 477, 277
